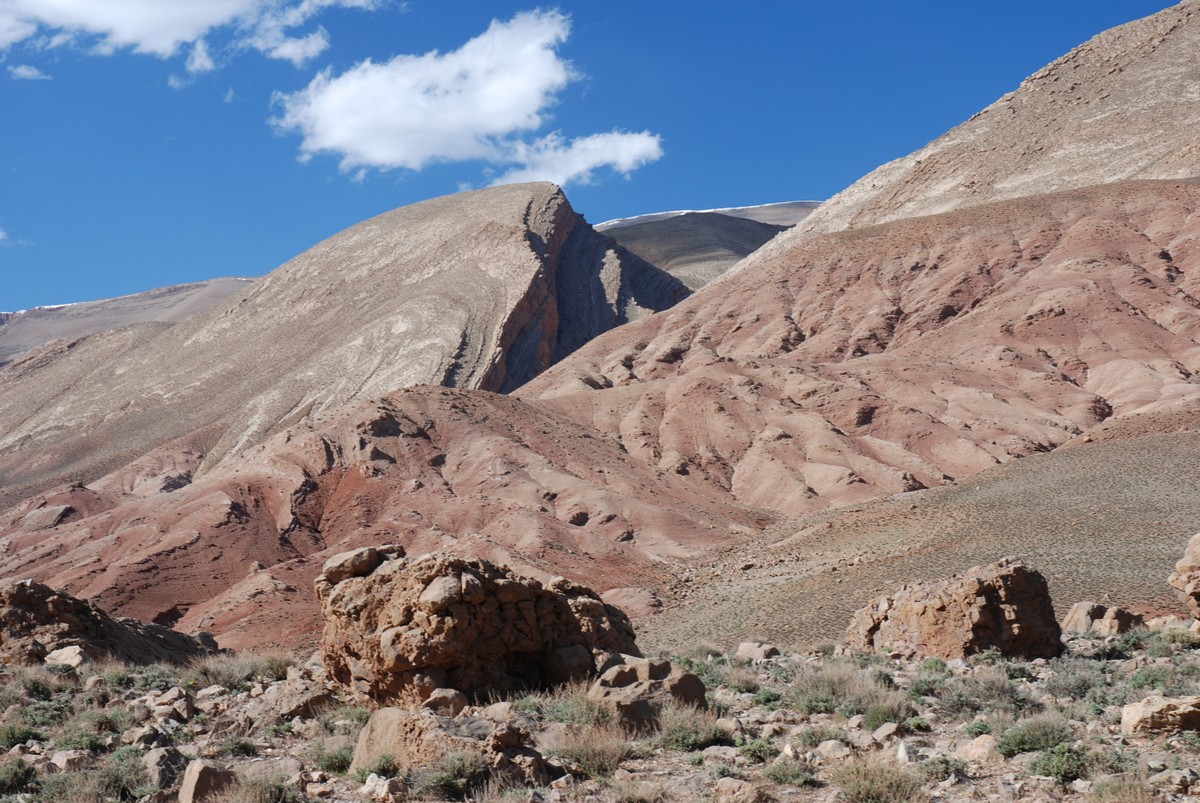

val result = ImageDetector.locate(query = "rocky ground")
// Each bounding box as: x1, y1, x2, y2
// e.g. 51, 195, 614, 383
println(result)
6, 623, 1200, 802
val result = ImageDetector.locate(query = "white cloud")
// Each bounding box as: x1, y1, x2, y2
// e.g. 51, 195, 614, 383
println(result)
272, 9, 662, 186
7, 63, 50, 79
186, 39, 215, 74
224, 87, 236, 103
0, 0, 377, 66
494, 131, 664, 186
0, 228, 7, 242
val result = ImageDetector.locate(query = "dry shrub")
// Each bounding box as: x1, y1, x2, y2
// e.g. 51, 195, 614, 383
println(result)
832, 759, 925, 803
653, 703, 730, 752
1090, 778, 1163, 802
517, 680, 610, 726
547, 723, 630, 778
785, 661, 891, 716
725, 666, 760, 693
185, 649, 296, 691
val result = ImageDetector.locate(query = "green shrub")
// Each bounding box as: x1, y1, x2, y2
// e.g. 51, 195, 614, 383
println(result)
996, 716, 1071, 757
964, 720, 991, 737
904, 716, 931, 733
796, 725, 844, 748
921, 658, 948, 674
54, 722, 107, 751
751, 688, 782, 707
710, 763, 743, 780
1029, 743, 1091, 783
20, 700, 73, 728
414, 751, 490, 801
785, 663, 892, 717
762, 757, 815, 786
941, 667, 1035, 716
1129, 666, 1171, 691
653, 704, 729, 752
832, 760, 924, 802
0, 724, 40, 748
673, 655, 728, 689
312, 742, 354, 774
0, 759, 35, 795
1045, 657, 1107, 699
223, 738, 259, 757
735, 736, 779, 764
525, 683, 611, 727
862, 700, 912, 731
351, 754, 398, 783
919, 756, 966, 782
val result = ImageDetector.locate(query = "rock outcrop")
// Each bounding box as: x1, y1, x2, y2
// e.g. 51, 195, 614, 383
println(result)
1169, 532, 1200, 618
0, 579, 217, 666
844, 558, 1063, 659
1061, 601, 1143, 636
316, 548, 639, 704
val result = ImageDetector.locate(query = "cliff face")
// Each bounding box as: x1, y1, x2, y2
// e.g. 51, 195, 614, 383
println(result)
0, 182, 685, 508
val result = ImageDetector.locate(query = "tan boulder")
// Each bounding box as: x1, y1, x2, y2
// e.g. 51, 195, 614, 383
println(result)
1169, 533, 1200, 619
318, 550, 638, 704
954, 734, 1003, 764
586, 655, 707, 731
0, 579, 217, 666
1061, 601, 1143, 636
178, 760, 236, 803
844, 557, 1062, 660
1121, 695, 1200, 736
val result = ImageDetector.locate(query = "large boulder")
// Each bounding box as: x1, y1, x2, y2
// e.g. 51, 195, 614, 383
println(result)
0, 579, 218, 666
844, 557, 1063, 660
316, 548, 639, 704
1168, 533, 1200, 619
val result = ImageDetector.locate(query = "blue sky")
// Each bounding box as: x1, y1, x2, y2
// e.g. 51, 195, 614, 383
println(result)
0, 1, 1176, 311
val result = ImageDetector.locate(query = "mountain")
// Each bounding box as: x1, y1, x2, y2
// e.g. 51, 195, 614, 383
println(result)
0, 183, 686, 510
0, 278, 254, 366
4, 4, 1200, 653
596, 200, 819, 230
601, 212, 788, 289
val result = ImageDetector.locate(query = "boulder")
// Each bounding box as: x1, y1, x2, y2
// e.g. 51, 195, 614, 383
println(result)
586, 655, 706, 731
0, 579, 218, 666
1121, 695, 1200, 736
1061, 601, 1143, 636
1169, 533, 1200, 619
142, 747, 188, 790
243, 669, 334, 726
317, 550, 639, 704
734, 642, 780, 661
178, 760, 236, 803
844, 557, 1063, 660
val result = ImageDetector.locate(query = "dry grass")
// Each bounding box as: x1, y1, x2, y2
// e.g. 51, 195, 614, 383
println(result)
832, 759, 925, 803
546, 723, 630, 779
184, 649, 296, 691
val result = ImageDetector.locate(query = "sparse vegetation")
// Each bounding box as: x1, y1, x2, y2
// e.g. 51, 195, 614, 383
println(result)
413, 751, 491, 801
547, 723, 630, 778
832, 759, 925, 802
652, 703, 730, 752
996, 714, 1072, 757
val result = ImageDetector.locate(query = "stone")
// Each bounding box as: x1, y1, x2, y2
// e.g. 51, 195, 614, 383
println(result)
1148, 768, 1198, 793
872, 722, 899, 742
237, 757, 305, 782
321, 547, 386, 586
178, 760, 236, 803
423, 688, 468, 717
318, 551, 639, 704
1169, 533, 1200, 619
142, 747, 187, 789
44, 646, 87, 668
359, 773, 407, 802
1061, 601, 1143, 636
244, 672, 333, 726
1121, 695, 1200, 735
714, 776, 767, 802
0, 579, 217, 666
954, 734, 1002, 764
586, 655, 706, 731
845, 557, 1063, 660
815, 740, 851, 760
50, 750, 90, 771
349, 708, 482, 776
734, 642, 780, 661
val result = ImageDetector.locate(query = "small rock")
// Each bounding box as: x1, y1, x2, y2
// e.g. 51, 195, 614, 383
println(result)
815, 740, 851, 760
423, 688, 468, 717
50, 750, 90, 771
872, 722, 898, 742
954, 734, 1002, 764
142, 747, 187, 789
714, 776, 766, 802
178, 760, 237, 803
359, 772, 406, 801
44, 646, 87, 668
734, 642, 779, 662
1121, 695, 1200, 735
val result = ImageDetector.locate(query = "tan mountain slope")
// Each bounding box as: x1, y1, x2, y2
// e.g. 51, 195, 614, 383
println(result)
739, 0, 1200, 276
521, 179, 1200, 514
0, 183, 686, 510
0, 278, 254, 366
601, 212, 788, 289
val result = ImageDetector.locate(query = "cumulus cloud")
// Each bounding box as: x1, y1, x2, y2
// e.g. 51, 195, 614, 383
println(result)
272, 10, 663, 186
7, 63, 50, 79
0, 228, 7, 242
0, 0, 376, 65
186, 39, 215, 74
